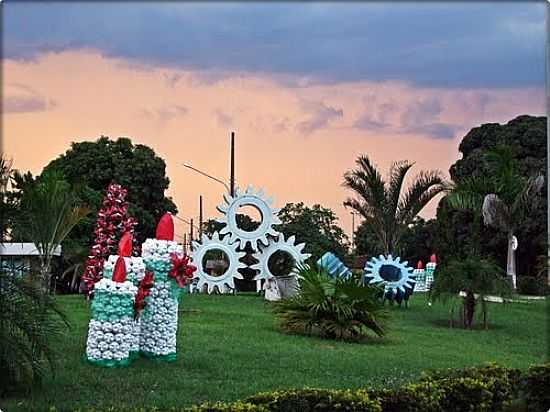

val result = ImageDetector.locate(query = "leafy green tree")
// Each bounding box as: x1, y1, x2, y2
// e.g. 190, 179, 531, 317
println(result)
13, 170, 89, 293
355, 217, 437, 264
272, 265, 387, 341
437, 115, 547, 277
42, 136, 177, 246
343, 155, 445, 256
276, 202, 348, 262
0, 157, 18, 242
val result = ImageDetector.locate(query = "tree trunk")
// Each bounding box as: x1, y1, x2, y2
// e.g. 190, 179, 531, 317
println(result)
507, 232, 516, 290
463, 291, 476, 329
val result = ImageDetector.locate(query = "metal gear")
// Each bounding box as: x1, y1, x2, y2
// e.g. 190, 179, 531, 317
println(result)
190, 232, 247, 294
216, 186, 281, 251
250, 233, 311, 290
364, 254, 416, 303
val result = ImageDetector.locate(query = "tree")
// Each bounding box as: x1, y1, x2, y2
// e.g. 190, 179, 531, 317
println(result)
0, 267, 69, 395
480, 146, 544, 289
430, 256, 511, 329
14, 169, 89, 293
437, 115, 547, 277
355, 217, 437, 265
0, 157, 18, 242
276, 202, 348, 262
343, 155, 445, 256
42, 136, 177, 247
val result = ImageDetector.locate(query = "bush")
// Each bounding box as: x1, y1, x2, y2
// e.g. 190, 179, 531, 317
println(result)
185, 402, 268, 412
421, 363, 521, 411
516, 276, 547, 296
246, 388, 382, 412
369, 382, 442, 412
0, 270, 69, 396
520, 364, 550, 412
272, 265, 388, 341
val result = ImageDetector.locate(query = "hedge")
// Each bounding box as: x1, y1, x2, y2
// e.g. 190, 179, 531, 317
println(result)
60, 363, 550, 412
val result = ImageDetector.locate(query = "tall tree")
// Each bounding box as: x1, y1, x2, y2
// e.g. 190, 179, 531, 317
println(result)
436, 115, 547, 277
343, 155, 445, 256
43, 136, 177, 247
13, 169, 89, 293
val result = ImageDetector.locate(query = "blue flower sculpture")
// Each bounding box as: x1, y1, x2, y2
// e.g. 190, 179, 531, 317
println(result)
364, 255, 416, 304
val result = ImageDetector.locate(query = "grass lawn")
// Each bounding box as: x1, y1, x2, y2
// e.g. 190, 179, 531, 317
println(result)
3, 293, 547, 411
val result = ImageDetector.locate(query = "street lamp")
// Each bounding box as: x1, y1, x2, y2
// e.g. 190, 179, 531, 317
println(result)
182, 162, 231, 193
350, 211, 357, 253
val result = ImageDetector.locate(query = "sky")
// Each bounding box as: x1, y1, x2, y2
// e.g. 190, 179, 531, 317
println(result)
2, 2, 547, 242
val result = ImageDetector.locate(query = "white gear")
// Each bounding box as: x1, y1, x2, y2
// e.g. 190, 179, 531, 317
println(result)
250, 233, 311, 290
191, 231, 247, 294
216, 186, 281, 251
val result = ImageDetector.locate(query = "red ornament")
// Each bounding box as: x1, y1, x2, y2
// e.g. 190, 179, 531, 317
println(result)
168, 253, 196, 288
118, 232, 133, 257
134, 271, 155, 318
156, 213, 174, 241
416, 260, 424, 270
112, 257, 127, 283
430, 254, 437, 263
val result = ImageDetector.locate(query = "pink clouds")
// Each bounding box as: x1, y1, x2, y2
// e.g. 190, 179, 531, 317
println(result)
2, 50, 545, 238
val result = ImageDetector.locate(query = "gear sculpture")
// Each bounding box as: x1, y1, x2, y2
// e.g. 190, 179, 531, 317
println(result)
192, 185, 310, 297
364, 255, 416, 304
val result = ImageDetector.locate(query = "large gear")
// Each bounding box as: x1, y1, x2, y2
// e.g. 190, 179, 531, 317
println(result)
191, 231, 247, 294
364, 254, 416, 303
250, 233, 311, 289
216, 186, 281, 251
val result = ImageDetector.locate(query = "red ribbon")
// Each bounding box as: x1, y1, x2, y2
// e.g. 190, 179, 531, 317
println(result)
134, 271, 154, 319
168, 253, 197, 288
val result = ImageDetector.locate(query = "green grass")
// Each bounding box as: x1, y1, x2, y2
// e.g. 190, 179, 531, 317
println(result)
3, 293, 547, 411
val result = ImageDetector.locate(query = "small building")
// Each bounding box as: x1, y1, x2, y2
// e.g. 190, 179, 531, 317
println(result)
205, 259, 228, 276
0, 243, 62, 277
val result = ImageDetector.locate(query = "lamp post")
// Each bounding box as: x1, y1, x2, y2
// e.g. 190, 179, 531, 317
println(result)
182, 163, 230, 193
350, 211, 357, 254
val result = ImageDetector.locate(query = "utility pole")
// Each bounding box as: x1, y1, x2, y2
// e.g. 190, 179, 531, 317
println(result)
199, 195, 203, 240
190, 218, 194, 244
183, 233, 187, 254
230, 131, 235, 197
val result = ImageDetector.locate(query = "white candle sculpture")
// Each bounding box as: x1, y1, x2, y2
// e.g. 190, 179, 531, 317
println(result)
85, 255, 138, 367
139, 213, 196, 361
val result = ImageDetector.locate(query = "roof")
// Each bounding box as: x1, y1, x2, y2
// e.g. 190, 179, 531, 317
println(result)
0, 243, 62, 257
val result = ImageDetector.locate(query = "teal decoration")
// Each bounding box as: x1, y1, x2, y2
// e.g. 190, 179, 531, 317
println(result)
364, 255, 416, 304
317, 252, 352, 279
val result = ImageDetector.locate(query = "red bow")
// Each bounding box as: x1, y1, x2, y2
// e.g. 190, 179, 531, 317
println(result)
168, 253, 196, 288
134, 271, 154, 319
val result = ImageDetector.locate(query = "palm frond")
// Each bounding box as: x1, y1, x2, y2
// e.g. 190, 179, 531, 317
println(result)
397, 169, 445, 223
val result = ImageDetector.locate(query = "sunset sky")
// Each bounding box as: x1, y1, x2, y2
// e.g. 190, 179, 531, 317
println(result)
3, 2, 546, 241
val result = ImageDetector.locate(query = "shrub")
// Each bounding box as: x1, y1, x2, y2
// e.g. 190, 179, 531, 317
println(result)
516, 276, 547, 296
185, 402, 268, 412
0, 270, 69, 396
272, 265, 388, 341
246, 388, 382, 412
421, 363, 521, 411
436, 377, 493, 412
369, 381, 442, 412
520, 363, 550, 412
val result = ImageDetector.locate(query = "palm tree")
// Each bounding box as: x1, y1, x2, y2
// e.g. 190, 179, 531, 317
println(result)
343, 155, 445, 256
480, 146, 544, 289
0, 267, 69, 394
430, 256, 511, 329
15, 169, 89, 294
444, 146, 544, 291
